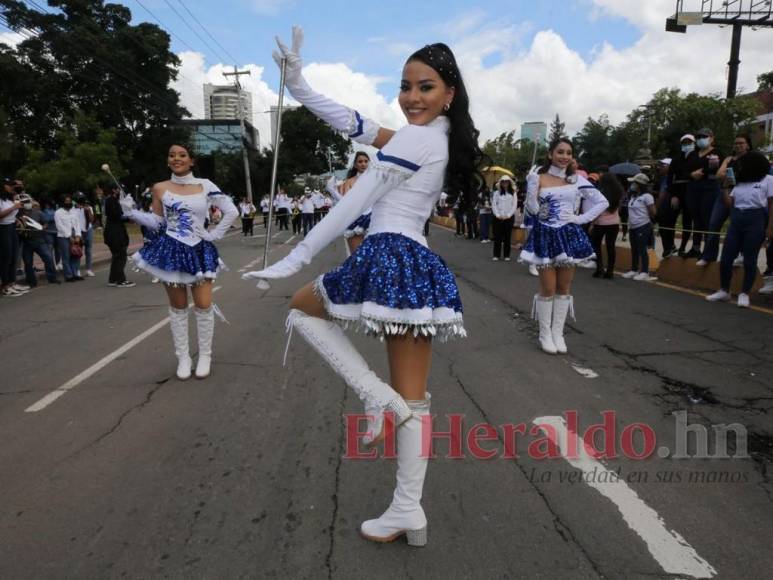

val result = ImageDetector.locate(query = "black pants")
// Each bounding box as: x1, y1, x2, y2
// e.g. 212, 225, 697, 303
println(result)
277, 208, 289, 230
302, 213, 314, 236
454, 209, 465, 236
591, 224, 619, 273
685, 180, 720, 252
0, 223, 19, 285
466, 211, 478, 239
657, 198, 678, 255
262, 212, 268, 227
292, 214, 301, 234
492, 217, 514, 258
241, 217, 254, 236
105, 225, 129, 284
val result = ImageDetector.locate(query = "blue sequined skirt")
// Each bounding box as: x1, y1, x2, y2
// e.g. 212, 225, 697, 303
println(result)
132, 232, 225, 285
314, 232, 466, 341
519, 221, 594, 268
344, 213, 370, 238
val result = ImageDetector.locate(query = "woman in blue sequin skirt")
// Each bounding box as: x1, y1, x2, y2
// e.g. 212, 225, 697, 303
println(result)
243, 28, 486, 547
329, 151, 373, 255
121, 144, 237, 381
520, 137, 608, 355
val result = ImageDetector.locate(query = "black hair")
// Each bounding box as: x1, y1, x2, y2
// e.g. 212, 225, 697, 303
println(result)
734, 133, 753, 150
735, 151, 771, 184
597, 173, 623, 212
347, 151, 370, 179
407, 43, 487, 208
538, 137, 575, 177
498, 179, 514, 194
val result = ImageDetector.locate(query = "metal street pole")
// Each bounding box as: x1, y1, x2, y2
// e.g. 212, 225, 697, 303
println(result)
263, 58, 287, 269
223, 66, 254, 203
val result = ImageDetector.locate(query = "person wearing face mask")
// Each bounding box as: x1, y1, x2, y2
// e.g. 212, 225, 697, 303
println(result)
698, 133, 753, 267
121, 143, 238, 380
1, 179, 28, 296
54, 194, 84, 282
685, 128, 723, 260
520, 137, 609, 354
243, 28, 485, 547
621, 174, 657, 281
667, 134, 697, 258
18, 193, 59, 287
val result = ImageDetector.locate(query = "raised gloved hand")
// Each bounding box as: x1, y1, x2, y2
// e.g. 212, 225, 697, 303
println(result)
272, 26, 306, 91
119, 193, 136, 214
241, 252, 305, 284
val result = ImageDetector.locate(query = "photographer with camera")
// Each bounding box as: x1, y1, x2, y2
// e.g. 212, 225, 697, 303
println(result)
17, 191, 59, 287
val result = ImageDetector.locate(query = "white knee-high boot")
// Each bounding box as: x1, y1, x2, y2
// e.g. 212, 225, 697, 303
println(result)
532, 294, 557, 354
551, 295, 574, 354
194, 306, 214, 379
169, 307, 192, 380
287, 309, 411, 445
360, 395, 431, 547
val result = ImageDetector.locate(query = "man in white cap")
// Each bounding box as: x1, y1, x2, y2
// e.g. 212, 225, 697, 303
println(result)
669, 134, 698, 258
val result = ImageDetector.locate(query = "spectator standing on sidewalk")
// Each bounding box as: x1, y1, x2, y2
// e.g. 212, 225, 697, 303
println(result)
706, 152, 773, 306
685, 128, 723, 261
465, 188, 479, 240
477, 186, 492, 243
239, 197, 257, 237
622, 173, 657, 281
75, 192, 95, 277
1, 178, 28, 297
103, 185, 134, 287
40, 197, 60, 269
655, 158, 677, 258
491, 175, 516, 261
453, 194, 466, 237
54, 194, 83, 282
591, 173, 624, 279
18, 194, 59, 286
669, 134, 697, 258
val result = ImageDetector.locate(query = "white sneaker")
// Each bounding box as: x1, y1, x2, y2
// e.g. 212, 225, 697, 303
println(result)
12, 283, 31, 291
706, 290, 731, 302
696, 259, 709, 267
732, 256, 744, 267
759, 279, 773, 295
634, 272, 658, 282
529, 264, 539, 277
492, 256, 499, 261
737, 293, 750, 308
622, 270, 637, 279
504, 257, 511, 262
55, 263, 63, 271
2, 287, 26, 297
86, 270, 95, 277
151, 277, 160, 284
578, 260, 596, 269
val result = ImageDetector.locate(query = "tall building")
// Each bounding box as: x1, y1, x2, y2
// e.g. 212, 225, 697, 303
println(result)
203, 83, 253, 124
177, 119, 259, 156
520, 121, 547, 145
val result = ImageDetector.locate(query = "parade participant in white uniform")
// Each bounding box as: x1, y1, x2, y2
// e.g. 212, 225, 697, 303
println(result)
311, 188, 325, 224
243, 28, 484, 547
274, 190, 291, 231
300, 189, 315, 236
326, 151, 372, 253
122, 144, 238, 380
491, 175, 517, 262
259, 195, 270, 227
520, 137, 608, 354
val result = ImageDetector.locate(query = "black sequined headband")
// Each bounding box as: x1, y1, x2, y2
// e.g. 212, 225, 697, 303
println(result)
422, 44, 458, 81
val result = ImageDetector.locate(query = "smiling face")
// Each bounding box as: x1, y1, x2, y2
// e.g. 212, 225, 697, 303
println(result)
549, 141, 573, 168
168, 145, 194, 176
398, 60, 455, 126
354, 154, 369, 173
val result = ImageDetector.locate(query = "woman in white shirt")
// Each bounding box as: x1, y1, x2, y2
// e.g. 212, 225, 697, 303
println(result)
243, 28, 485, 547
520, 138, 608, 354
1, 181, 25, 296
54, 195, 84, 282
706, 152, 773, 307
491, 175, 517, 261
621, 174, 657, 281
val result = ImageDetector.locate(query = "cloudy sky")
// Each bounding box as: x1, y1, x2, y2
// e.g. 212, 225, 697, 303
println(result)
6, 1, 773, 147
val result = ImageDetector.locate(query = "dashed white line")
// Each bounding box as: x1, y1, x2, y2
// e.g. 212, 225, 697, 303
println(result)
571, 364, 599, 379
532, 415, 716, 579
25, 286, 222, 413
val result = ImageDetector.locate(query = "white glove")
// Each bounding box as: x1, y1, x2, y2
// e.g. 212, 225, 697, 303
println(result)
525, 172, 540, 216
560, 210, 582, 225
272, 26, 380, 145
325, 176, 343, 202
194, 219, 215, 242
119, 193, 136, 214
205, 192, 239, 241
242, 252, 304, 283
125, 209, 163, 231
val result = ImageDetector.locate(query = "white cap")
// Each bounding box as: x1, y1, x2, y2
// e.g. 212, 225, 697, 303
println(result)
659, 158, 672, 165
627, 173, 651, 185
680, 134, 695, 142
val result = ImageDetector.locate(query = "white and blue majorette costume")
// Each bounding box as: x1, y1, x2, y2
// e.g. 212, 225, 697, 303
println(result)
121, 173, 238, 381
519, 168, 608, 268
326, 174, 372, 239
126, 175, 238, 286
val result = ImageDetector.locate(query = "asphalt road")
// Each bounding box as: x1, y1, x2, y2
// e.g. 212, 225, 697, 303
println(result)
1, 224, 771, 580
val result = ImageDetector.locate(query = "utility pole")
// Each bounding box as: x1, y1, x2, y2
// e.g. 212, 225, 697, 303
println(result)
223, 66, 254, 203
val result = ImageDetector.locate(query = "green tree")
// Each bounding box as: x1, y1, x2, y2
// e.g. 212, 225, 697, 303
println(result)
548, 114, 565, 143
757, 71, 773, 91
572, 115, 614, 170
482, 131, 546, 177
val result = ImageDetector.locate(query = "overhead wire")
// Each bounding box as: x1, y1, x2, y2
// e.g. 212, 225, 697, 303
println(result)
160, 0, 227, 64
174, 0, 238, 65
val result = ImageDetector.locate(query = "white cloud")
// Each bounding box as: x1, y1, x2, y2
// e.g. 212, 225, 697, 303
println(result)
0, 31, 25, 47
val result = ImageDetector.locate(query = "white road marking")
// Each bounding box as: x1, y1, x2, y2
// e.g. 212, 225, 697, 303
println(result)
532, 416, 716, 579
571, 364, 599, 378
25, 287, 222, 413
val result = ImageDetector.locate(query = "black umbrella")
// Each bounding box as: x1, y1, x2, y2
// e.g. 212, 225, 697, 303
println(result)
609, 162, 641, 176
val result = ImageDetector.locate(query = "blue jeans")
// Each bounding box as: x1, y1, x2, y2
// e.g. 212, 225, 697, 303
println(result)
720, 208, 766, 293
44, 231, 60, 264
83, 227, 93, 270
630, 223, 652, 273
479, 212, 491, 241
22, 237, 57, 284
701, 193, 730, 262
57, 237, 81, 279
685, 180, 720, 251
302, 213, 314, 236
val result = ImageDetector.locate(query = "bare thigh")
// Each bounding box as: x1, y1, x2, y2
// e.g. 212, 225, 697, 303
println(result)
386, 335, 432, 401
556, 267, 575, 294
538, 268, 556, 297
347, 235, 364, 255
164, 284, 189, 309
289, 282, 328, 318
191, 280, 214, 309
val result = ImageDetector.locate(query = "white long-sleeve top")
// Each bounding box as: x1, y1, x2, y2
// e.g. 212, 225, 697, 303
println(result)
287, 116, 449, 268
525, 173, 608, 228
54, 207, 81, 238
492, 190, 517, 219
301, 196, 315, 213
